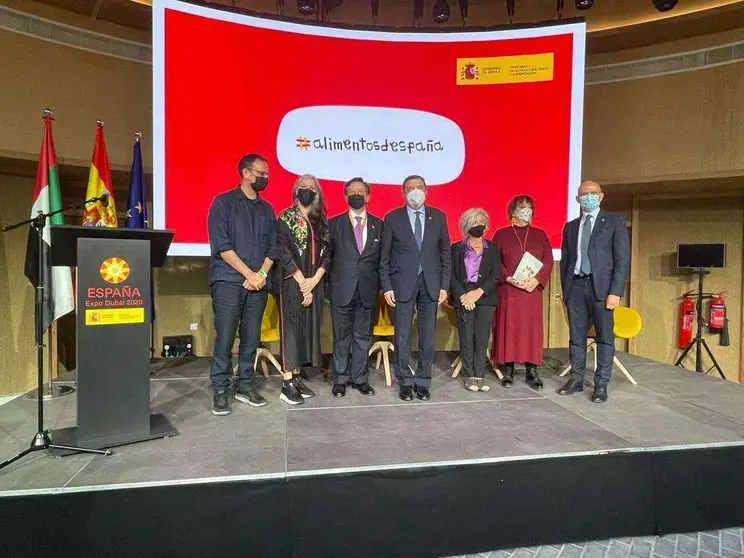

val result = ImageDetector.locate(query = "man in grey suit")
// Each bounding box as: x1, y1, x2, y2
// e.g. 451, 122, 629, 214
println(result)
379, 175, 451, 402
558, 181, 630, 403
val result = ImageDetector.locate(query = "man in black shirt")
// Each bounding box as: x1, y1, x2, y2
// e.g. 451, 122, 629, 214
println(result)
207, 154, 276, 415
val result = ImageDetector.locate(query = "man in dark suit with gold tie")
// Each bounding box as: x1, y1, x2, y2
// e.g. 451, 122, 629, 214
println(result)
327, 178, 384, 397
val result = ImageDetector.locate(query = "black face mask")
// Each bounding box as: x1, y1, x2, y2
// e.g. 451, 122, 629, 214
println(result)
296, 188, 316, 207
468, 225, 486, 238
252, 176, 268, 192
348, 194, 366, 211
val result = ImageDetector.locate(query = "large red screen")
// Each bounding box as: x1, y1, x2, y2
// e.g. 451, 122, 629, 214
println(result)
153, 0, 585, 256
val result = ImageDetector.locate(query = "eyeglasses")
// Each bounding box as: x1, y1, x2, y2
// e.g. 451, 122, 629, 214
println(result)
248, 168, 269, 178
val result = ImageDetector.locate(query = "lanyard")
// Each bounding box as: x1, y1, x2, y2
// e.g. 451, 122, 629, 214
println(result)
511, 225, 529, 255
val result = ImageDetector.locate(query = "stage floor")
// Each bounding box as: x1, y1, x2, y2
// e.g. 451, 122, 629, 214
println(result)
1, 349, 744, 494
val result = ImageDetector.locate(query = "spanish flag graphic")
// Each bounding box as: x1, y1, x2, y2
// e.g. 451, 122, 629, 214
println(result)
82, 121, 118, 227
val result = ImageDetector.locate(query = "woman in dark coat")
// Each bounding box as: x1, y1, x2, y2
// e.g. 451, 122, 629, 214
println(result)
491, 195, 553, 389
275, 174, 330, 405
450, 208, 501, 392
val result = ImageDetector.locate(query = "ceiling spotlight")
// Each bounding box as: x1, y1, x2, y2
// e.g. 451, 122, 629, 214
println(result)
652, 0, 678, 11
433, 0, 450, 23
297, 0, 314, 15
575, 0, 594, 9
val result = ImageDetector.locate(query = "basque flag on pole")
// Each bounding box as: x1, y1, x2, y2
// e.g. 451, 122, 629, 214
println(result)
125, 134, 155, 322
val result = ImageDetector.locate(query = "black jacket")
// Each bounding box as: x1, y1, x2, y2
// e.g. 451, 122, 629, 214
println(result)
379, 206, 451, 303
449, 240, 500, 308
560, 210, 630, 301
327, 211, 384, 308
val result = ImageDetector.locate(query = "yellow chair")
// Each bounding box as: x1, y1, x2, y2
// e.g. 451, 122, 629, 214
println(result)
232, 294, 282, 378
559, 306, 642, 385
368, 293, 395, 386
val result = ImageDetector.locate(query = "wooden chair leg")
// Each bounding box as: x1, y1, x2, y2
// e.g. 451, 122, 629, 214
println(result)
376, 351, 383, 370
382, 346, 392, 387
451, 355, 462, 378
453, 358, 463, 378
614, 356, 638, 385
266, 351, 283, 375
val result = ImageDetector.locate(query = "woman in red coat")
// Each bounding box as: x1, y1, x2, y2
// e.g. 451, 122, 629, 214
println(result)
491, 195, 553, 389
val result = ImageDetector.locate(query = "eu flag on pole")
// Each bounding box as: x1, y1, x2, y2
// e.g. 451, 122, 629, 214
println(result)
125, 135, 148, 229
125, 134, 155, 321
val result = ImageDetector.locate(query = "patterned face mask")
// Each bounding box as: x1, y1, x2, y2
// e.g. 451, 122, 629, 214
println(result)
513, 207, 533, 223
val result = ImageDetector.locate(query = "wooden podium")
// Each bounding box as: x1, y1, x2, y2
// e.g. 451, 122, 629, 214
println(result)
50, 225, 177, 449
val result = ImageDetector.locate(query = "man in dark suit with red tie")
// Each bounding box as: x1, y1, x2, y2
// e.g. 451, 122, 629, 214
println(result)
327, 178, 384, 397
379, 175, 451, 402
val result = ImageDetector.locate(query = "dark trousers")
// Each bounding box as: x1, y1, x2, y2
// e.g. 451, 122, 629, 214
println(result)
210, 282, 267, 392
456, 305, 497, 378
393, 274, 438, 388
331, 287, 373, 385
566, 276, 615, 387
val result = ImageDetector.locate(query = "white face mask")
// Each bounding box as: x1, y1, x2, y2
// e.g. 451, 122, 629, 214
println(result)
513, 207, 533, 223
406, 189, 426, 208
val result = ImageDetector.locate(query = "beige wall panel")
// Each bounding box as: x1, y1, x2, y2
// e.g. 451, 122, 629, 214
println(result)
0, 174, 41, 394
584, 62, 744, 184
633, 196, 742, 381
0, 29, 152, 171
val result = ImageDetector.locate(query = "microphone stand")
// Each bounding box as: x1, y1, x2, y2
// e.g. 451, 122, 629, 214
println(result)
0, 196, 113, 471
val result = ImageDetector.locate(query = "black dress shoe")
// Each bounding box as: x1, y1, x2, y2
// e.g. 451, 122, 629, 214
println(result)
332, 383, 346, 398
591, 385, 608, 403
501, 362, 514, 388
352, 382, 375, 396
415, 386, 431, 401
557, 378, 584, 395
399, 386, 414, 401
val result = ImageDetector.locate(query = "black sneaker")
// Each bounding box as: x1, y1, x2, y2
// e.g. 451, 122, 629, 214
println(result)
235, 389, 267, 407
294, 377, 315, 399
280, 381, 305, 405
212, 390, 230, 416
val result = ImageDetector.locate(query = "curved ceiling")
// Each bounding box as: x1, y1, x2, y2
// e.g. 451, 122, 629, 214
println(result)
23, 0, 744, 53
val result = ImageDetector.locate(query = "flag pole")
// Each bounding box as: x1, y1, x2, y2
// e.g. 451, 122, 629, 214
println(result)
135, 130, 156, 360
25, 108, 74, 401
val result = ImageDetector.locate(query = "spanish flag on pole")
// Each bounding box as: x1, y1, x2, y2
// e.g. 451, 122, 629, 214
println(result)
82, 121, 117, 226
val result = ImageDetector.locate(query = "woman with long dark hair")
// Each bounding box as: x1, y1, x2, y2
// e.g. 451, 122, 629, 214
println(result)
275, 174, 330, 405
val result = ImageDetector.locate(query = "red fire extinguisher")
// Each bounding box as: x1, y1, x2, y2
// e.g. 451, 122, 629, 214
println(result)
678, 295, 695, 349
709, 293, 726, 331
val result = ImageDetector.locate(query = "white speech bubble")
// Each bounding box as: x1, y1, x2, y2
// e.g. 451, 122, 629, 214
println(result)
276, 106, 465, 186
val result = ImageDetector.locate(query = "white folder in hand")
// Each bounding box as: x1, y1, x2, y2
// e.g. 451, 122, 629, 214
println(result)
513, 251, 543, 283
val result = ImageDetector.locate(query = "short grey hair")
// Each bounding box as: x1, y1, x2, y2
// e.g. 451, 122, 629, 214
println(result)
459, 208, 490, 237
